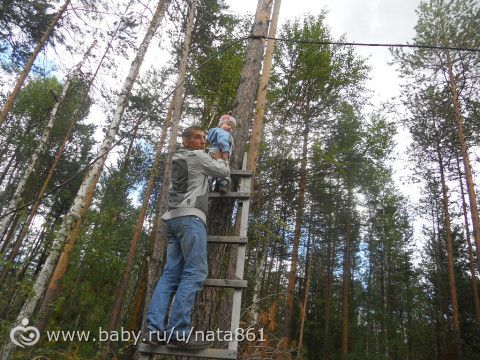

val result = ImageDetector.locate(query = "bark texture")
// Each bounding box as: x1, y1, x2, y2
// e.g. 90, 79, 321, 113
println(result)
246, 0, 281, 173
446, 54, 480, 281
456, 156, 480, 322
297, 227, 312, 359
285, 123, 308, 336
342, 203, 352, 360
437, 148, 462, 359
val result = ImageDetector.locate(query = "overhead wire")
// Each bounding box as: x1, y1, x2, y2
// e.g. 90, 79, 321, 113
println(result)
1, 34, 479, 220
0, 36, 249, 221
251, 35, 480, 53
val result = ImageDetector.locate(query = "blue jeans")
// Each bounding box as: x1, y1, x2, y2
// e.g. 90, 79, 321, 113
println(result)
146, 215, 208, 338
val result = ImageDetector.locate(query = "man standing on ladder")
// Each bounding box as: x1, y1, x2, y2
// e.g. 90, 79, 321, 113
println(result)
145, 125, 230, 350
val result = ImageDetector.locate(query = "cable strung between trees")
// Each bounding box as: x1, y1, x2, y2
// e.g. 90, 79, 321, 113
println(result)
2, 34, 479, 220
250, 35, 480, 53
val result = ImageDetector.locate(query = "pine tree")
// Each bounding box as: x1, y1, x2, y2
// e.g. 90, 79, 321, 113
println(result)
393, 0, 480, 288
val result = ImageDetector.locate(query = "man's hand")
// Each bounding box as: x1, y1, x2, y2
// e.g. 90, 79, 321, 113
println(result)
222, 152, 229, 161
213, 152, 223, 160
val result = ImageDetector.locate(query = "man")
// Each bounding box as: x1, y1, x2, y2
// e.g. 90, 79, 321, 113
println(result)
145, 126, 229, 350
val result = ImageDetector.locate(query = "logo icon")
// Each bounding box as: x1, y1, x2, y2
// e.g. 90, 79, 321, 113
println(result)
9, 318, 40, 348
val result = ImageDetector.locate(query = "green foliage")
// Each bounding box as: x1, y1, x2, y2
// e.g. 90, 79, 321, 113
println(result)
36, 168, 146, 357
0, 0, 55, 71
0, 76, 94, 211
0, 74, 95, 323
270, 14, 369, 134
392, 0, 480, 139
186, 1, 249, 126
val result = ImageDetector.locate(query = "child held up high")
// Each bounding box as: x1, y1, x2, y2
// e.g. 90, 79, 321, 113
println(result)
207, 114, 236, 193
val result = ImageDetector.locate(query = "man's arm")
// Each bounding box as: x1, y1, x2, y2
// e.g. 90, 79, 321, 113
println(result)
195, 150, 230, 177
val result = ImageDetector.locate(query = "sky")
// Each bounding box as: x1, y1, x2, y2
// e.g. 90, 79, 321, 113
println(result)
225, 0, 427, 248
226, 0, 421, 102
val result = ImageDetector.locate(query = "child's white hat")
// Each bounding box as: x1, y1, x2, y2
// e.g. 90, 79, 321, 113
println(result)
218, 114, 236, 127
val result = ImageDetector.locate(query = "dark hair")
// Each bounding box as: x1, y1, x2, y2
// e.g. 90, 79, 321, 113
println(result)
181, 125, 204, 140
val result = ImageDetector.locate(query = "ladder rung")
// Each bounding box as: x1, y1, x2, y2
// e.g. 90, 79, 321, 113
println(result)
138, 343, 237, 359
204, 278, 247, 288
230, 169, 253, 177
207, 236, 247, 244
209, 192, 250, 199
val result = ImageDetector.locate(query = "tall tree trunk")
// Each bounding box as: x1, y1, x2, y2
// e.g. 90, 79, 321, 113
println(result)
250, 230, 268, 324
446, 53, 480, 274
404, 254, 414, 360
437, 148, 462, 359
139, 105, 173, 334
380, 206, 388, 357
285, 123, 308, 337
0, 0, 72, 127
342, 201, 352, 360
297, 224, 312, 359
0, 132, 15, 165
245, 0, 280, 320
0, 2, 170, 358
322, 227, 336, 360
230, 0, 272, 171
456, 155, 480, 322
0, 215, 19, 256
250, 200, 274, 323
0, 146, 18, 186
0, 215, 22, 286
0, 41, 97, 239
191, 0, 272, 334
129, 261, 148, 332
430, 208, 441, 360
365, 210, 375, 358
111, 0, 197, 336
434, 202, 451, 360
246, 0, 281, 173
16, 226, 47, 282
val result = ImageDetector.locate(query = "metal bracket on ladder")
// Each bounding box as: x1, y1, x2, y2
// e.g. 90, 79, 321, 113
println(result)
138, 161, 252, 359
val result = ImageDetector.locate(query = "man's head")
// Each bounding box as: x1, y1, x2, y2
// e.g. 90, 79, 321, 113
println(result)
218, 114, 236, 133
181, 126, 206, 150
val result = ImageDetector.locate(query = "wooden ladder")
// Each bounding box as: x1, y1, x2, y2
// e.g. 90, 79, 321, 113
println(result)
138, 166, 252, 359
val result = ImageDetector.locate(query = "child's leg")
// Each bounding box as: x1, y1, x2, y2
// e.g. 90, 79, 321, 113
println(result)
208, 149, 219, 190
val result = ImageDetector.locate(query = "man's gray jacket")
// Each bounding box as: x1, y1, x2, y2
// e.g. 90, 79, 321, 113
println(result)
161, 148, 230, 224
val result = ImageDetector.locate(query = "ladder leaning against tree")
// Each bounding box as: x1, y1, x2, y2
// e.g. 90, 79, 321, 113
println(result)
137, 157, 253, 360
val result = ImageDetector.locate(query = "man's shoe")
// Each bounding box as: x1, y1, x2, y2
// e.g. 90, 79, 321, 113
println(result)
166, 338, 211, 350
143, 330, 167, 346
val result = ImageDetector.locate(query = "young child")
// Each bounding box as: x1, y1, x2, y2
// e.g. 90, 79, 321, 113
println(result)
207, 114, 236, 193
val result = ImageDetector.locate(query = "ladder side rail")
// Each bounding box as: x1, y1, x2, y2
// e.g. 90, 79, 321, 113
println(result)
228, 155, 251, 352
